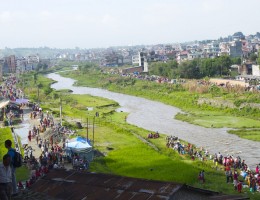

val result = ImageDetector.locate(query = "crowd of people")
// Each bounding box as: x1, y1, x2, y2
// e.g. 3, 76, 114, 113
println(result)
0, 75, 74, 199
165, 134, 260, 193
147, 131, 160, 139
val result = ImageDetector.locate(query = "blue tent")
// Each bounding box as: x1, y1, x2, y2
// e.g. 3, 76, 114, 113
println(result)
67, 137, 92, 149
65, 137, 93, 162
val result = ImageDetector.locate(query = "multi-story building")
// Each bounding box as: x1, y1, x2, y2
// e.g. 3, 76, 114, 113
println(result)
28, 55, 40, 64
229, 41, 242, 57
0, 59, 3, 81
203, 41, 219, 58
7, 55, 16, 73
187, 51, 205, 60
132, 55, 140, 65
176, 51, 188, 63
131, 52, 148, 72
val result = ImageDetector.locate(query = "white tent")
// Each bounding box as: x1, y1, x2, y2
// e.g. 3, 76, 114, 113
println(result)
67, 141, 92, 150
66, 137, 92, 154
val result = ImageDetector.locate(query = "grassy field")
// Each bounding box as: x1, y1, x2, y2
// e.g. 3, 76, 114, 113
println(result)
0, 127, 30, 181
0, 128, 13, 159
175, 112, 260, 128
228, 128, 260, 141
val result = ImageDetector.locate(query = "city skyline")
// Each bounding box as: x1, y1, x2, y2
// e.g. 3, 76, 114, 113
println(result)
1, 0, 260, 49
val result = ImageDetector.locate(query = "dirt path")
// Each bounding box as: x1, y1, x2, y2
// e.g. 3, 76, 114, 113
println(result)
14, 107, 52, 159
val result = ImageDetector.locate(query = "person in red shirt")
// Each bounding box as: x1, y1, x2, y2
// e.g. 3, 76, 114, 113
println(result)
237, 181, 242, 193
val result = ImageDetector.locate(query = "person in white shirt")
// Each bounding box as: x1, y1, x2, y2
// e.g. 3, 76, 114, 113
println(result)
0, 154, 12, 200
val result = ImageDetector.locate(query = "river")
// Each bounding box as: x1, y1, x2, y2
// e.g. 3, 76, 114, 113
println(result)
47, 72, 260, 169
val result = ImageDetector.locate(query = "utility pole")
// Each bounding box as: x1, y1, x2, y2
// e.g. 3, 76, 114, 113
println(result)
86, 118, 89, 141
37, 85, 39, 104
92, 117, 95, 147
60, 97, 62, 126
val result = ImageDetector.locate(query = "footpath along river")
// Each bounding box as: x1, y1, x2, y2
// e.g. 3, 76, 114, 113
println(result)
47, 72, 260, 169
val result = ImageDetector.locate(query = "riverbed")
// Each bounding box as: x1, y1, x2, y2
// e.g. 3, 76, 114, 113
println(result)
47, 72, 260, 169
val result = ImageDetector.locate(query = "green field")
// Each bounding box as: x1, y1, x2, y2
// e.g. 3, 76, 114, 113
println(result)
0, 127, 30, 181
175, 111, 260, 128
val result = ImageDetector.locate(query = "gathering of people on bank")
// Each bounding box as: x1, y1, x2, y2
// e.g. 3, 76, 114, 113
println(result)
165, 134, 260, 193
0, 75, 69, 199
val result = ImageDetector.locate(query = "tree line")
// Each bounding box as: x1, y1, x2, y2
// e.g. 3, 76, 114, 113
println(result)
148, 55, 255, 79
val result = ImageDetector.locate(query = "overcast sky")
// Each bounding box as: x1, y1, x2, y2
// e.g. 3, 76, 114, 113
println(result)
1, 0, 259, 49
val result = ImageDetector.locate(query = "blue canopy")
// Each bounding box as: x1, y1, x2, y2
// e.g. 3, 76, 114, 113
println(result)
15, 99, 29, 104
67, 137, 92, 150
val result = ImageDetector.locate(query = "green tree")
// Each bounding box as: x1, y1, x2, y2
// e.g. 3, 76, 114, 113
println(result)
231, 57, 241, 65
215, 55, 232, 76
178, 60, 201, 79
249, 53, 257, 62
42, 63, 48, 70
33, 73, 38, 85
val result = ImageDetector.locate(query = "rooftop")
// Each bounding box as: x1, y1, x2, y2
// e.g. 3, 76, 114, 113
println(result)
14, 169, 249, 200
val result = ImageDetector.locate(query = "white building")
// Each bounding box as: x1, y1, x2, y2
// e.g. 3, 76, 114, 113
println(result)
252, 65, 260, 76
27, 55, 40, 64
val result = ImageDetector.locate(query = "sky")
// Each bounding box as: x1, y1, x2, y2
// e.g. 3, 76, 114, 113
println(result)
0, 0, 260, 49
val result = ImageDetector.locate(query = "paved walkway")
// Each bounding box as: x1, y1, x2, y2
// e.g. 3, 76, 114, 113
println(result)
14, 107, 52, 159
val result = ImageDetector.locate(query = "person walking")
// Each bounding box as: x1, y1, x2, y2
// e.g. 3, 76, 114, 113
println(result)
5, 140, 18, 196
0, 154, 12, 200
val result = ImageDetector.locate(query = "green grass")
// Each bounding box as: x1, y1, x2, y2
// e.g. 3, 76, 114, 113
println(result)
0, 127, 14, 159
0, 127, 30, 181
176, 112, 260, 128
16, 166, 30, 181
228, 129, 260, 141
84, 124, 202, 184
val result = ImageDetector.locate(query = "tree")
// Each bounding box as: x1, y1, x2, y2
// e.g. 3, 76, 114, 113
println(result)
33, 73, 38, 85
249, 53, 257, 62
42, 63, 48, 70
258, 51, 260, 64
215, 55, 232, 76
231, 57, 241, 65
178, 60, 201, 79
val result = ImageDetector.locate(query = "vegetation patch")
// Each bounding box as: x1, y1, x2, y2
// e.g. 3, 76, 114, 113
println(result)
228, 128, 260, 141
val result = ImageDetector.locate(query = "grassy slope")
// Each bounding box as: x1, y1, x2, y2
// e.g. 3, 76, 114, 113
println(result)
0, 127, 30, 181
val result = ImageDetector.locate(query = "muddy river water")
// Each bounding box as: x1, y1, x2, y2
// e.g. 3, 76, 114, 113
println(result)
47, 72, 260, 169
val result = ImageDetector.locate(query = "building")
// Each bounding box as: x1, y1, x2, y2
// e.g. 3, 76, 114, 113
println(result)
131, 52, 149, 72
132, 55, 139, 65
8, 55, 16, 73
1, 56, 16, 74
28, 55, 40, 64
0, 59, 3, 81
24, 169, 249, 200
252, 65, 260, 76
176, 51, 188, 63
229, 41, 242, 57
203, 41, 220, 58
